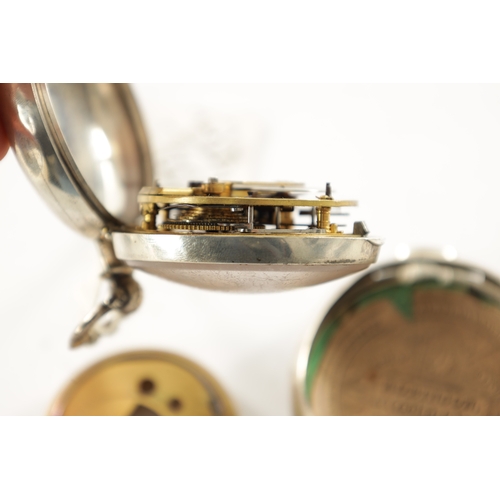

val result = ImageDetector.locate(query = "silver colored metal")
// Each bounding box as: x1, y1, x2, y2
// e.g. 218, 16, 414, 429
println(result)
248, 206, 255, 227
70, 230, 142, 347
112, 231, 382, 292
353, 221, 369, 236
0, 83, 153, 237
0, 82, 383, 345
295, 256, 500, 416
0, 83, 151, 346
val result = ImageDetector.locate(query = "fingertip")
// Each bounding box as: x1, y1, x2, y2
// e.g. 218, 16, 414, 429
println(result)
0, 120, 9, 160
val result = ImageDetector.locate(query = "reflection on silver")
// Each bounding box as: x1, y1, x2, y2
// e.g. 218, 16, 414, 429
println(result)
70, 231, 143, 348
0, 83, 153, 237
112, 231, 382, 291
0, 83, 383, 345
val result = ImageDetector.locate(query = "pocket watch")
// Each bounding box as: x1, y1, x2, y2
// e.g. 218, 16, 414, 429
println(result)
0, 83, 381, 347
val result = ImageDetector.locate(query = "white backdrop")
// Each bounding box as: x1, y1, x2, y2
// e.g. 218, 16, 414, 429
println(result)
1, 84, 499, 415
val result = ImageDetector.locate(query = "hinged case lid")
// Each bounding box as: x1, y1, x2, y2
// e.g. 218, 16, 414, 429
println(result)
0, 83, 153, 238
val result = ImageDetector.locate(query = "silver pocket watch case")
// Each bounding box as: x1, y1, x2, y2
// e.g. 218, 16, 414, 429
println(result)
296, 255, 500, 416
0, 83, 382, 347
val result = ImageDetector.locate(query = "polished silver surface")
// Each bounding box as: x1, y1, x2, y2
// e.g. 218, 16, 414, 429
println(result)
1, 83, 383, 344
0, 83, 153, 237
70, 231, 143, 348
112, 231, 382, 291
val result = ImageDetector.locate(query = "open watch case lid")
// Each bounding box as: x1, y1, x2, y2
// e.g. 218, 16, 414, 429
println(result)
0, 83, 153, 238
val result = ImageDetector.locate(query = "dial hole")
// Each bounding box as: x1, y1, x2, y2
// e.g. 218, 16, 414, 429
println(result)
139, 379, 155, 394
168, 398, 182, 411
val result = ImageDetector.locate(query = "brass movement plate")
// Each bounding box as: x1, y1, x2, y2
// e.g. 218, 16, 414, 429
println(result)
48, 351, 235, 416
137, 180, 360, 234
300, 259, 500, 416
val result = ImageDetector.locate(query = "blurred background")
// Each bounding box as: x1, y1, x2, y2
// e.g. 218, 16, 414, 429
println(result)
1, 84, 499, 415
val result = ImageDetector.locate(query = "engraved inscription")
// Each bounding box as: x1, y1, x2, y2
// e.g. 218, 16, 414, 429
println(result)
311, 289, 500, 416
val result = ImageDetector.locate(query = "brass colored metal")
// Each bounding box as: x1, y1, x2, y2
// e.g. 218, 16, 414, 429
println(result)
316, 207, 332, 230
141, 203, 158, 231
315, 208, 330, 230
48, 351, 235, 416
200, 179, 232, 196
316, 189, 334, 231
139, 181, 359, 235
159, 223, 234, 232
139, 192, 357, 208
280, 209, 294, 228
2, 83, 382, 346
159, 205, 248, 232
